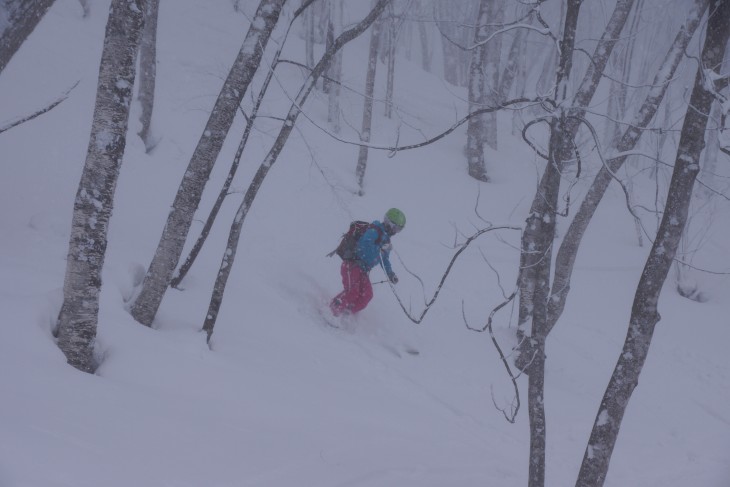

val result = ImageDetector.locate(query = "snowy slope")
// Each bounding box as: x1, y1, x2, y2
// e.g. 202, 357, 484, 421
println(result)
0, 1, 729, 486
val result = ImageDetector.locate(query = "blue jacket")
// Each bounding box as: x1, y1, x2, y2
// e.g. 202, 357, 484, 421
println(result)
355, 220, 394, 276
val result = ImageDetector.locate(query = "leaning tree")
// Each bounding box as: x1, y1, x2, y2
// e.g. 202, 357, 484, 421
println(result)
575, 2, 730, 485
130, 0, 288, 327
0, 0, 57, 75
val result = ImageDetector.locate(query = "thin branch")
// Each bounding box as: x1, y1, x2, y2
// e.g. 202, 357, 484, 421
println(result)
386, 225, 521, 324
0, 80, 80, 135
463, 291, 521, 423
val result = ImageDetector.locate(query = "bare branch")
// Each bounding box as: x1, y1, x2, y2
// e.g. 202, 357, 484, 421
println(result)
463, 291, 521, 423
0, 81, 79, 135
386, 225, 521, 324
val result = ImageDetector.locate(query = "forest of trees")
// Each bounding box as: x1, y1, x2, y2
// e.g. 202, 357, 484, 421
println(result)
2, 0, 729, 486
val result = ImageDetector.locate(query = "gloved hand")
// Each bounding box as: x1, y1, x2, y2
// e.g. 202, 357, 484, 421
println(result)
381, 242, 392, 252
388, 273, 399, 284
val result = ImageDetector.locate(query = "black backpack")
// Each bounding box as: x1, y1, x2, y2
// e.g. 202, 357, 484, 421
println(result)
329, 221, 382, 261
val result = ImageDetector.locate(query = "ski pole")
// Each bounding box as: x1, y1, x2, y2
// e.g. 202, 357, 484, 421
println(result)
372, 279, 390, 285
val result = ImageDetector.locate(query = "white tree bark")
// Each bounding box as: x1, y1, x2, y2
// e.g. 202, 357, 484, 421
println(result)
130, 0, 287, 326
56, 0, 145, 373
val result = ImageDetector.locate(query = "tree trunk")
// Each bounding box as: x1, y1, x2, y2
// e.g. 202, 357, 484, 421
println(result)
384, 3, 397, 119
510, 28, 528, 136
56, 0, 145, 373
520, 3, 584, 486
436, 1, 473, 88
465, 0, 491, 182
355, 9, 383, 195
202, 0, 391, 343
417, 14, 431, 73
137, 0, 160, 152
0, 0, 57, 75
304, 0, 315, 68
170, 0, 316, 288
498, 26, 527, 103
546, 0, 709, 338
130, 0, 287, 327
326, 0, 342, 131
517, 2, 639, 486
482, 0, 503, 150
575, 4, 729, 485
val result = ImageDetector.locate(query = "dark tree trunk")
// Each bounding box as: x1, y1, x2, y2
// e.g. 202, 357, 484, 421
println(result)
170, 0, 316, 288
56, 0, 145, 373
575, 3, 729, 485
498, 26, 527, 103
326, 0, 342, 131
417, 11, 430, 72
355, 10, 383, 195
304, 0, 315, 68
0, 0, 57, 75
202, 0, 392, 343
130, 0, 287, 327
465, 0, 492, 182
481, 0, 503, 151
383, 3, 397, 119
520, 4, 584, 484
137, 0, 160, 152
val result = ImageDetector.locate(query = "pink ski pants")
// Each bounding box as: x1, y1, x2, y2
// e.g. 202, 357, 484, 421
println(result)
330, 261, 373, 316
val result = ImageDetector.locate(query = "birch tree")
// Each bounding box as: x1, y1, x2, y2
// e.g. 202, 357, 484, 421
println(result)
355, 10, 384, 195
130, 0, 287, 327
465, 0, 490, 182
326, 0, 342, 132
137, 0, 159, 152
575, 3, 729, 484
481, 0, 502, 151
416, 1, 431, 73
203, 0, 392, 343
547, 0, 709, 341
56, 0, 145, 373
170, 0, 317, 288
0, 0, 57, 75
513, 2, 638, 485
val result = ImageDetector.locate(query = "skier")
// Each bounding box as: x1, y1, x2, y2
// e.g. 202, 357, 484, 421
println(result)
329, 208, 406, 316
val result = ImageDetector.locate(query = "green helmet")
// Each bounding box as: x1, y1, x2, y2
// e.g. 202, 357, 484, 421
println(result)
384, 208, 406, 229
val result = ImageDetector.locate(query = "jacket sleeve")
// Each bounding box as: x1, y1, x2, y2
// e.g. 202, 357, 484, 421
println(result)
380, 246, 394, 277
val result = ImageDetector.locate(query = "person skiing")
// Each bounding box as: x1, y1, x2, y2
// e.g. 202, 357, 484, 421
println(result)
329, 208, 405, 316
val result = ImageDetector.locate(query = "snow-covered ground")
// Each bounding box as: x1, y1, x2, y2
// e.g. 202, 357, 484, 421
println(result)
1, 1, 729, 486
